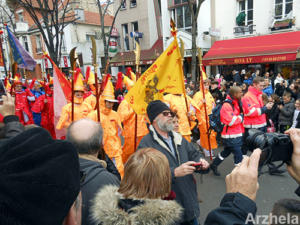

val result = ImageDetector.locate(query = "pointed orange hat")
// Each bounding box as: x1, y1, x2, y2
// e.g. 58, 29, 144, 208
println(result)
74, 68, 84, 92
101, 78, 118, 103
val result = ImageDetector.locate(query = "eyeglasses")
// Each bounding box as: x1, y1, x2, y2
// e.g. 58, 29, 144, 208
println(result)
162, 111, 175, 117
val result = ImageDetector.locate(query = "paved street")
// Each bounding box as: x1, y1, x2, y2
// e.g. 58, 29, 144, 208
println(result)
195, 148, 298, 224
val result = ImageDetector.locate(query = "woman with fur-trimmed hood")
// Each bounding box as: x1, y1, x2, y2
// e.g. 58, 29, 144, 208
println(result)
91, 148, 183, 225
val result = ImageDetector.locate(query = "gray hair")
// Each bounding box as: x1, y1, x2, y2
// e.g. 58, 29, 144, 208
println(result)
66, 119, 103, 155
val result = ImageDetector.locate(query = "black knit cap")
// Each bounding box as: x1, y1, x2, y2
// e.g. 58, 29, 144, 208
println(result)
146, 100, 171, 123
0, 127, 80, 225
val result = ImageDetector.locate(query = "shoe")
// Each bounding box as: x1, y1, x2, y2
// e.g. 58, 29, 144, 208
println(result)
269, 168, 286, 175
210, 164, 220, 176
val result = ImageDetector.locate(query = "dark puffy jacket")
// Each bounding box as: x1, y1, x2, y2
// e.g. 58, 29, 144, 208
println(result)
204, 192, 257, 225
278, 99, 295, 126
0, 115, 24, 147
79, 158, 120, 225
138, 125, 203, 222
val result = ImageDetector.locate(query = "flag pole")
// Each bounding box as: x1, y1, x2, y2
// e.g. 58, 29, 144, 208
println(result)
198, 48, 212, 160
133, 41, 140, 151
69, 47, 77, 122
91, 37, 100, 122
170, 19, 192, 129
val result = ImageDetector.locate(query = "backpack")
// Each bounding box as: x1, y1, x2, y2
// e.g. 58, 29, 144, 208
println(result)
209, 99, 234, 133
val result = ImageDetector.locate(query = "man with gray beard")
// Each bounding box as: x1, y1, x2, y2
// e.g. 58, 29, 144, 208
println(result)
138, 100, 209, 225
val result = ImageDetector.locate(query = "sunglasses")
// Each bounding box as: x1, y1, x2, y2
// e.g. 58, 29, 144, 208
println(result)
162, 111, 175, 117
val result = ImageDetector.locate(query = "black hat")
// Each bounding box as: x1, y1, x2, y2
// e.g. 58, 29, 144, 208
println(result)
0, 127, 80, 225
146, 100, 171, 123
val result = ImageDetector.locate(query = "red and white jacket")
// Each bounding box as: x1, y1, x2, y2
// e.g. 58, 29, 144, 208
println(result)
242, 86, 267, 129
220, 95, 244, 138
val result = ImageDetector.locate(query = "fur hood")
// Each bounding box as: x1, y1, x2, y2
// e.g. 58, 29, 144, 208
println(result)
91, 185, 183, 225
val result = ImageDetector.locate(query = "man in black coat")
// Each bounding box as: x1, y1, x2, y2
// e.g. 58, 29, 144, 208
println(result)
66, 119, 120, 225
138, 100, 209, 225
233, 69, 242, 85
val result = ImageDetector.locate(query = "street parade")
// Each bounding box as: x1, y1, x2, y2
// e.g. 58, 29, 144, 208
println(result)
1, 0, 300, 225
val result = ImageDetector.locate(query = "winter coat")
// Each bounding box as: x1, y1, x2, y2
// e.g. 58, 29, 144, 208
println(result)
266, 103, 280, 129
262, 85, 273, 97
220, 95, 244, 138
233, 72, 242, 85
204, 193, 257, 225
91, 185, 183, 225
138, 125, 203, 222
0, 115, 24, 147
278, 99, 295, 126
242, 86, 267, 128
79, 158, 120, 225
210, 87, 223, 102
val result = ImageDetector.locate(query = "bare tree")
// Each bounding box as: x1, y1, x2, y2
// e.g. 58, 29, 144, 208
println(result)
7, 0, 76, 65
96, 0, 125, 71
0, 2, 16, 33
187, 0, 205, 82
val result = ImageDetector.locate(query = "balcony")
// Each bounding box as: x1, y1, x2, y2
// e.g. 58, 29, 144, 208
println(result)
234, 24, 256, 36
15, 22, 29, 33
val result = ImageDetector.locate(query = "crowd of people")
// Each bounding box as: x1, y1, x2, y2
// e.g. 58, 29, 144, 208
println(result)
1, 66, 300, 224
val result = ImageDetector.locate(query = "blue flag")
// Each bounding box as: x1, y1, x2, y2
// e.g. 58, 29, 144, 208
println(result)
6, 26, 36, 71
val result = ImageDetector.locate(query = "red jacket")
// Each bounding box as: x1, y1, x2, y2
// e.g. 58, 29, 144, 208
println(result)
220, 96, 244, 138
31, 94, 55, 139
15, 89, 35, 125
242, 86, 267, 128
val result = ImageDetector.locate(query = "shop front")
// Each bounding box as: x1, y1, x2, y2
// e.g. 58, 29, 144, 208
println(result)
203, 31, 300, 78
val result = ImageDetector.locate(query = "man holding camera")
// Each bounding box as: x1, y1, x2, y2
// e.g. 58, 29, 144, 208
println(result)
204, 128, 300, 224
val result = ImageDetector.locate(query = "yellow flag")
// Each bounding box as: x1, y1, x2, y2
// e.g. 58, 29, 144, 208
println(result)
125, 37, 185, 114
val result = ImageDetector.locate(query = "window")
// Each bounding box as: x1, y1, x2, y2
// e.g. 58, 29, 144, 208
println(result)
36, 35, 42, 53
275, 0, 293, 19
172, 5, 192, 32
122, 24, 129, 51
22, 36, 29, 52
174, 0, 188, 4
75, 8, 85, 21
18, 12, 24, 22
120, 0, 126, 9
130, 0, 136, 7
238, 0, 253, 26
86, 34, 96, 41
131, 21, 139, 47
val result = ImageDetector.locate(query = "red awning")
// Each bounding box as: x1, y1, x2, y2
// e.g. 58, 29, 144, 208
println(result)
203, 31, 300, 66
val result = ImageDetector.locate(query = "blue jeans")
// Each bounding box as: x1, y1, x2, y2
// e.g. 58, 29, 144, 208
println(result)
221, 136, 243, 164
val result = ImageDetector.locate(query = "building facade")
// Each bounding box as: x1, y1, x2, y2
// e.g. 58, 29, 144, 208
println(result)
205, 0, 300, 76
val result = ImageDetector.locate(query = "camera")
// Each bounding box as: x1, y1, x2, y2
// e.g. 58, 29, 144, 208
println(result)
246, 129, 293, 166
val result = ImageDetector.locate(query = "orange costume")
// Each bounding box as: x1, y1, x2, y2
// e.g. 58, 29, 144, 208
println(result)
193, 89, 218, 156
117, 99, 148, 163
163, 94, 197, 142
88, 79, 124, 178
56, 70, 93, 130
84, 94, 98, 110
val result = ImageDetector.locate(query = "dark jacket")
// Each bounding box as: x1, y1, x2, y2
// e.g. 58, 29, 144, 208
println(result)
104, 154, 121, 180
295, 111, 300, 129
204, 192, 257, 225
266, 103, 280, 129
79, 158, 120, 225
92, 185, 183, 225
138, 125, 203, 222
233, 73, 242, 85
278, 99, 295, 126
210, 87, 223, 102
0, 115, 24, 147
